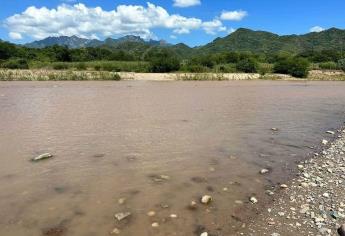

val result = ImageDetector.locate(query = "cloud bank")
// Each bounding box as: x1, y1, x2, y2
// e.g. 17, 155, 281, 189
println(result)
4, 2, 248, 40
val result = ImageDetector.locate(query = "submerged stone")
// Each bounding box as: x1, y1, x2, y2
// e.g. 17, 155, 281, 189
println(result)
32, 153, 53, 162
114, 212, 131, 221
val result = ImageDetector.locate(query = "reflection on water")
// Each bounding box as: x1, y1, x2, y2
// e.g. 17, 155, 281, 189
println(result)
0, 81, 344, 236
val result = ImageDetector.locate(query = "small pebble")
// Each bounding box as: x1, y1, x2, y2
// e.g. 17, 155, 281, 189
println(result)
260, 169, 269, 174
280, 184, 288, 189
250, 196, 258, 204
110, 228, 120, 235
151, 222, 159, 228
147, 211, 156, 217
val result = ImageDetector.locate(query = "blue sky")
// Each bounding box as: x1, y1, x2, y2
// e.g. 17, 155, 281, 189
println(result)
1, 0, 344, 46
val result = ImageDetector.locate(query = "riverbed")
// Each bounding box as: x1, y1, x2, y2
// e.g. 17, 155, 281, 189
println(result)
0, 81, 344, 236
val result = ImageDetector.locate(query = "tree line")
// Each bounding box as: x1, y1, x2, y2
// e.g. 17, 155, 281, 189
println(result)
1, 40, 345, 78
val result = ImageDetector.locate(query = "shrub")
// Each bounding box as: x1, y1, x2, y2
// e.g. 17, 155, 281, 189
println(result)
94, 65, 101, 71
257, 63, 273, 75
149, 57, 180, 73
273, 58, 291, 74
274, 57, 310, 78
52, 62, 69, 70
214, 64, 237, 73
236, 58, 258, 73
101, 63, 119, 72
338, 59, 345, 72
1, 59, 29, 69
288, 58, 310, 78
183, 64, 208, 73
319, 61, 339, 70
76, 62, 87, 70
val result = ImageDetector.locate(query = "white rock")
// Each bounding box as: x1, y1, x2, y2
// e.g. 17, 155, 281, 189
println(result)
326, 131, 335, 135
32, 153, 53, 161
260, 169, 269, 174
200, 232, 208, 236
322, 139, 328, 145
250, 196, 258, 204
280, 184, 288, 189
151, 222, 159, 228
114, 212, 131, 221
297, 164, 304, 170
201, 195, 212, 204
110, 228, 120, 235
147, 211, 156, 217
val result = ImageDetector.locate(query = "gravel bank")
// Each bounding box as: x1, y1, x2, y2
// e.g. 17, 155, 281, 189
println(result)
239, 129, 345, 236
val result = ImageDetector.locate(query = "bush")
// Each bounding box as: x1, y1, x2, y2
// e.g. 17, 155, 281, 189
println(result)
101, 63, 120, 72
289, 58, 310, 78
52, 62, 69, 70
319, 61, 339, 70
338, 59, 345, 72
236, 58, 258, 73
1, 59, 29, 69
149, 57, 180, 73
257, 63, 273, 75
214, 64, 237, 73
182, 64, 208, 73
274, 57, 310, 78
94, 65, 101, 71
76, 62, 87, 70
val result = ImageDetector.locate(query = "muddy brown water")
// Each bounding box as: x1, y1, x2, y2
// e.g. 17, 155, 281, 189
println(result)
0, 81, 345, 236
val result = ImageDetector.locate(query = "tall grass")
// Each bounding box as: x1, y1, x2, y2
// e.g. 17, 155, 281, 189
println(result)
176, 73, 228, 81
29, 61, 150, 72
0, 69, 121, 81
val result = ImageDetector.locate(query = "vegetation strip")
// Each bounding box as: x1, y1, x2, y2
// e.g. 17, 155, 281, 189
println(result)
1, 28, 345, 79
0, 70, 121, 81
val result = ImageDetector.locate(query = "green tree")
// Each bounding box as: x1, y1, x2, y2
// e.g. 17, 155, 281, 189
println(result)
338, 59, 345, 72
236, 58, 258, 73
274, 57, 310, 78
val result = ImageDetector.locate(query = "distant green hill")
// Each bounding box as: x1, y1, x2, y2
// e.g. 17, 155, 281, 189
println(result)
198, 28, 345, 54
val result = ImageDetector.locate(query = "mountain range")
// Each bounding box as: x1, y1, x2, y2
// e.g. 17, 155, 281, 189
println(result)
21, 27, 345, 55
25, 35, 169, 49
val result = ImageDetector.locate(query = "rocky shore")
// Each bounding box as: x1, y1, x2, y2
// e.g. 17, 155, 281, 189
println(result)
239, 129, 345, 236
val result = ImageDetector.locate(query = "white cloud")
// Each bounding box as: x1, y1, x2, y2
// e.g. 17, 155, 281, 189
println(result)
5, 2, 223, 40
173, 0, 201, 8
310, 26, 325, 33
202, 19, 226, 35
9, 32, 23, 40
220, 10, 248, 21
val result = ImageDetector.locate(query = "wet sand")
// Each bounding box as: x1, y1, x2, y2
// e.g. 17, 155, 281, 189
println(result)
0, 81, 345, 236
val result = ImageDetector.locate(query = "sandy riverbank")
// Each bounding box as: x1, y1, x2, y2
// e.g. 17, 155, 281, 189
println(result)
238, 128, 345, 236
1, 69, 344, 81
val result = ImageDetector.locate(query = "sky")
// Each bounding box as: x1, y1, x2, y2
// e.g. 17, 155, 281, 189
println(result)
0, 0, 344, 46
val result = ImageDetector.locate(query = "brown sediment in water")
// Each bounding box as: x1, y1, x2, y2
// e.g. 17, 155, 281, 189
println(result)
0, 81, 345, 236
